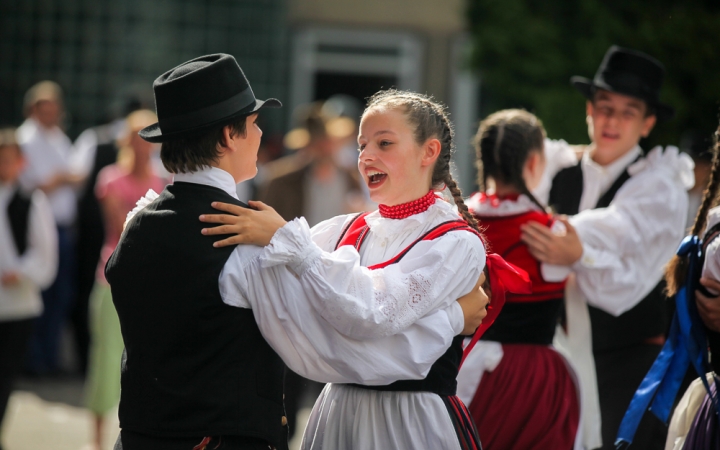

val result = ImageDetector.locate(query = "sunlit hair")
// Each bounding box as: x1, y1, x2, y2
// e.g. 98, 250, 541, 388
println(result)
665, 123, 720, 296
23, 81, 63, 115
116, 109, 158, 170
0, 127, 20, 151
474, 109, 547, 211
363, 89, 481, 234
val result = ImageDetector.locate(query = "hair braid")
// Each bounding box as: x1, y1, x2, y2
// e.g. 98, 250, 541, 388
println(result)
474, 109, 547, 212
665, 124, 720, 296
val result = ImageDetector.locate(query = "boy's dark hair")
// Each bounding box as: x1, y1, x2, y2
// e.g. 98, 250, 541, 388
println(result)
160, 115, 248, 174
591, 88, 656, 118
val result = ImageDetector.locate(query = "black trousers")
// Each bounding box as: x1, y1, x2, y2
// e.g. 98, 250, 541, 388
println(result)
114, 430, 275, 450
594, 343, 667, 450
0, 318, 35, 427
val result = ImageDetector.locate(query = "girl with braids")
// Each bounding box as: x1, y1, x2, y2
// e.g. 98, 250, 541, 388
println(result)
456, 109, 579, 450
641, 125, 720, 450
148, 88, 526, 449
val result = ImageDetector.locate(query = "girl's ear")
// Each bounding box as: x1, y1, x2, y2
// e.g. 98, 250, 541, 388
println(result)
421, 138, 442, 167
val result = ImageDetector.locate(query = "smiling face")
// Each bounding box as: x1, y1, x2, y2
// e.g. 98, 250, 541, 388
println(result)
357, 108, 439, 206
587, 90, 656, 166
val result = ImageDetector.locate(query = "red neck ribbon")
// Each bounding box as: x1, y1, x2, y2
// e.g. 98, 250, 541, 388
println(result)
460, 253, 532, 367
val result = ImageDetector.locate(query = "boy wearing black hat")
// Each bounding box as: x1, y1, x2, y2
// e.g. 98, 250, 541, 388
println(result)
521, 46, 693, 449
105, 54, 287, 450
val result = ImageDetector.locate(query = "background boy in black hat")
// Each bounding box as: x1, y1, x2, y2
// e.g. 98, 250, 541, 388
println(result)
520, 46, 693, 449
105, 53, 288, 450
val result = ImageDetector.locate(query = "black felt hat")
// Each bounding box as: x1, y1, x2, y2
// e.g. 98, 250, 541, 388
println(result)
571, 46, 674, 122
139, 54, 281, 143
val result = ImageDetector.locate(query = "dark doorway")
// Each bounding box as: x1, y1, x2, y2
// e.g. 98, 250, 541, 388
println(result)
314, 72, 397, 105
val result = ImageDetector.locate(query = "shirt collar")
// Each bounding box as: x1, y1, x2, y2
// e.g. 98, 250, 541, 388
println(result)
582, 144, 642, 182
172, 166, 239, 200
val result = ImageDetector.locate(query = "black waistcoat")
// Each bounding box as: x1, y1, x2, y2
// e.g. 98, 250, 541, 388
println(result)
7, 188, 32, 256
105, 182, 287, 449
549, 160, 668, 353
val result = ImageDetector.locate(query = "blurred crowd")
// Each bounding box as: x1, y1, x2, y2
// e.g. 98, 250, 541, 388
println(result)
0, 71, 716, 450
0, 80, 372, 449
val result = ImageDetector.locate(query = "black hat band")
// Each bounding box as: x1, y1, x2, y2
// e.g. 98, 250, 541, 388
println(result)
158, 86, 256, 133
596, 72, 659, 103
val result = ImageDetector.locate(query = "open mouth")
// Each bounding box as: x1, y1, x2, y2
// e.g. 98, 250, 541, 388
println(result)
602, 131, 620, 140
367, 171, 387, 186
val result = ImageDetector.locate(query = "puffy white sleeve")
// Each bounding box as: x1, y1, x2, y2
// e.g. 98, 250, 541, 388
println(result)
17, 191, 58, 289
220, 247, 469, 384
258, 217, 486, 340
569, 147, 693, 316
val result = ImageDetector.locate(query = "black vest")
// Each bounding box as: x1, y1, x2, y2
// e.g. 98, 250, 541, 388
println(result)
549, 160, 669, 353
105, 182, 287, 449
7, 188, 32, 256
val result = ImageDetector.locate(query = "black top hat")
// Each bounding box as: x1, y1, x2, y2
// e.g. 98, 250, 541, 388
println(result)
139, 54, 281, 143
571, 46, 674, 122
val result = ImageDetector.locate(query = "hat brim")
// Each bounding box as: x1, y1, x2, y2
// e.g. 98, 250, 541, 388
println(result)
570, 76, 674, 122
139, 97, 281, 143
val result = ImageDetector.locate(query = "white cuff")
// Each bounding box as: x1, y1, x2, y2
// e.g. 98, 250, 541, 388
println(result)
261, 217, 321, 276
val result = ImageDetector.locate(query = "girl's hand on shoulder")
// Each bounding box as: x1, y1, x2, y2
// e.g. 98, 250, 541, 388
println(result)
199, 200, 287, 248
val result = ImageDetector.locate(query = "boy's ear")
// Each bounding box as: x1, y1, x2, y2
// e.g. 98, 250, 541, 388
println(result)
640, 114, 657, 138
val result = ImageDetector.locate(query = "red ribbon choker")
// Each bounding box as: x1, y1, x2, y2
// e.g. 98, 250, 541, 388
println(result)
378, 190, 437, 219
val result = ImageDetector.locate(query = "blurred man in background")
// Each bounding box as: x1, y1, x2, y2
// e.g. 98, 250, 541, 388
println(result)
17, 81, 81, 376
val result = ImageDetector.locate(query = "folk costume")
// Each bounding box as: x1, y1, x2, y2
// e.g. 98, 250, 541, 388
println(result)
533, 46, 694, 449
17, 114, 77, 375
84, 164, 167, 418
650, 206, 720, 450
106, 54, 287, 450
456, 193, 579, 450
129, 186, 488, 450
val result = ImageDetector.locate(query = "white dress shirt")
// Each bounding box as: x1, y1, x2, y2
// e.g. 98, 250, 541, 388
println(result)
131, 167, 484, 450
534, 140, 693, 449
0, 183, 58, 321
536, 140, 693, 315
17, 118, 77, 226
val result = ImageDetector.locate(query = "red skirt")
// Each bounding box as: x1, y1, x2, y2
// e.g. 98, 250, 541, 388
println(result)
468, 344, 579, 450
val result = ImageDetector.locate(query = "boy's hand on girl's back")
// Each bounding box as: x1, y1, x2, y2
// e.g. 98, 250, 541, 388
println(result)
520, 216, 583, 266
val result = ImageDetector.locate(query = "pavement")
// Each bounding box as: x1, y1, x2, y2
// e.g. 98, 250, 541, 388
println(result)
1, 377, 119, 450
1, 377, 308, 450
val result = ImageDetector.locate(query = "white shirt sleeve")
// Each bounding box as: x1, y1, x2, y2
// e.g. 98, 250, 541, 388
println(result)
257, 217, 486, 340
70, 128, 98, 179
17, 191, 58, 289
220, 247, 468, 384
215, 221, 485, 385
569, 148, 692, 316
